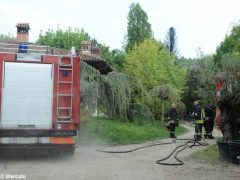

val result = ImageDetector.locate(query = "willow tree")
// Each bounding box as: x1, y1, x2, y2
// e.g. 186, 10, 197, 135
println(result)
81, 62, 155, 124
150, 85, 178, 121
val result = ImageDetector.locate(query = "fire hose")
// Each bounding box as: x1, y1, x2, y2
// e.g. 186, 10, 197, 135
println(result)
96, 124, 209, 166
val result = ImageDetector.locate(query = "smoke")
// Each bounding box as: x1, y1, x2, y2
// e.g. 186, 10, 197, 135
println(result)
77, 109, 107, 146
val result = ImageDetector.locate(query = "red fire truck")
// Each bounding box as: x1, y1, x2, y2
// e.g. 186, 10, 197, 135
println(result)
0, 51, 80, 155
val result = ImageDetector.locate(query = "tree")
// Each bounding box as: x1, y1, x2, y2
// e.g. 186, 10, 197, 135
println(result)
164, 27, 178, 56
125, 39, 185, 92
36, 27, 91, 50
125, 3, 153, 51
124, 39, 186, 120
0, 34, 15, 41
150, 85, 178, 121
37, 28, 125, 71
216, 53, 240, 140
183, 55, 217, 111
91, 39, 125, 71
214, 23, 240, 64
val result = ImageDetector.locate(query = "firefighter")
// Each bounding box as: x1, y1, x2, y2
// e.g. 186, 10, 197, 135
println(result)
193, 101, 205, 141
204, 102, 215, 139
167, 103, 178, 139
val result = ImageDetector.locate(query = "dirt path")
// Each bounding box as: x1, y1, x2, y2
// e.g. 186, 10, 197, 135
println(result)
0, 124, 239, 180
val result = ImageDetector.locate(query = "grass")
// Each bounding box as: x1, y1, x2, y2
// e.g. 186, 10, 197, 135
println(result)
78, 116, 188, 145
190, 144, 220, 164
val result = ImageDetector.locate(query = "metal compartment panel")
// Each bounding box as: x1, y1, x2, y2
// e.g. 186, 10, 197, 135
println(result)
1, 62, 53, 129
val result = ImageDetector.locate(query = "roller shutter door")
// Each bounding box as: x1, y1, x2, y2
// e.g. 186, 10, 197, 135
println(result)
1, 62, 53, 129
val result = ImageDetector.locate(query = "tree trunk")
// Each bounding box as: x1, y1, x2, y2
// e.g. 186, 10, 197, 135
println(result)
161, 99, 164, 121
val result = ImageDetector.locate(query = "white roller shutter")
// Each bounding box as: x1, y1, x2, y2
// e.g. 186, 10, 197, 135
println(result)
1, 62, 53, 129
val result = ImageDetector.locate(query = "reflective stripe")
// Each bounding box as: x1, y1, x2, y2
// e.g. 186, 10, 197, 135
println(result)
195, 120, 203, 124
50, 137, 75, 144
0, 137, 76, 144
201, 110, 205, 120
0, 137, 50, 144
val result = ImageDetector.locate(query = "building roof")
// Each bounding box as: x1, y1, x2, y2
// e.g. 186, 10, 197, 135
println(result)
16, 23, 30, 30
79, 54, 112, 74
0, 42, 112, 74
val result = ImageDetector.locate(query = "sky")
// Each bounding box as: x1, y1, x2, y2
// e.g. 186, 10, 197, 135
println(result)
0, 0, 240, 58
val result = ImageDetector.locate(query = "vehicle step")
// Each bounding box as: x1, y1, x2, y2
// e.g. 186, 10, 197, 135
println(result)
58, 107, 72, 110
57, 120, 71, 123
59, 64, 72, 67
58, 94, 72, 97
58, 81, 72, 84
59, 68, 72, 71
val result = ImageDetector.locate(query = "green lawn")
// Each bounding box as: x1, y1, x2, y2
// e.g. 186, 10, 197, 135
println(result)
78, 116, 187, 145
190, 144, 220, 164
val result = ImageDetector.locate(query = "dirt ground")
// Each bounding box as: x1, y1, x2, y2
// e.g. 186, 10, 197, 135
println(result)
0, 124, 239, 180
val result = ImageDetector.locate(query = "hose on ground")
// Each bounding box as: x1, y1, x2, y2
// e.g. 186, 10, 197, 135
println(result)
156, 142, 189, 166
155, 139, 205, 166
96, 142, 173, 153
155, 124, 209, 166
96, 137, 208, 166
97, 123, 210, 166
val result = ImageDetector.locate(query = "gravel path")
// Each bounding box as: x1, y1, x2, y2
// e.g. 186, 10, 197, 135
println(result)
0, 123, 239, 180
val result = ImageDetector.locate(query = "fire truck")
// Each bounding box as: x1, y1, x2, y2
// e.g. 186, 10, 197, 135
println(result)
0, 46, 80, 155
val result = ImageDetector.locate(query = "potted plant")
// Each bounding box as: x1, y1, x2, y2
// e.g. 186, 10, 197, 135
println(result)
215, 54, 240, 164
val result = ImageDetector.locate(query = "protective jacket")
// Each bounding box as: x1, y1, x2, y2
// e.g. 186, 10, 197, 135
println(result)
168, 108, 178, 123
193, 104, 205, 124
205, 105, 215, 121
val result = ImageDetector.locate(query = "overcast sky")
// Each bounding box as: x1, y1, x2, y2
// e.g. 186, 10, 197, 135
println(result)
0, 0, 240, 58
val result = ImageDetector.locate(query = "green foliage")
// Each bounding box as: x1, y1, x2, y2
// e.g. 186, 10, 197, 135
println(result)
149, 85, 179, 121
0, 34, 15, 41
99, 46, 125, 71
126, 3, 153, 51
36, 27, 91, 50
124, 39, 186, 93
150, 85, 178, 101
214, 23, 240, 64
124, 39, 186, 120
176, 57, 197, 68
78, 117, 188, 145
217, 53, 240, 141
110, 49, 125, 71
81, 62, 155, 122
37, 27, 125, 71
183, 56, 217, 110
222, 54, 240, 83
81, 61, 131, 120
128, 103, 156, 125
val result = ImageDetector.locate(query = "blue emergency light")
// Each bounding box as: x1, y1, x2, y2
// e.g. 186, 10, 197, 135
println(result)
18, 43, 28, 53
